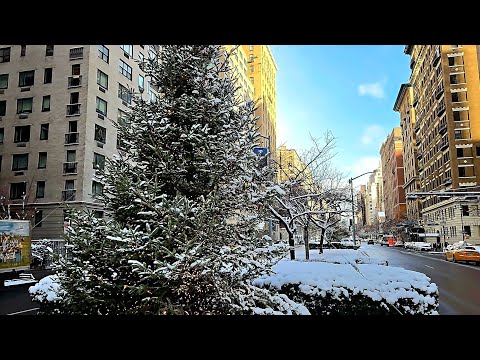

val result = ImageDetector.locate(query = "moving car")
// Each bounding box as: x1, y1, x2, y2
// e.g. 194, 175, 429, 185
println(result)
445, 245, 480, 265
415, 242, 433, 251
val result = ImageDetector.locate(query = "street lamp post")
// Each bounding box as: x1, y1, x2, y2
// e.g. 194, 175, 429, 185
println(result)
349, 171, 375, 246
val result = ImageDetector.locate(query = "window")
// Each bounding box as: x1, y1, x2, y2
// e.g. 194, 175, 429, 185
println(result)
249, 54, 254, 61
464, 225, 471, 236
120, 45, 133, 57
0, 155, 2, 171
96, 97, 107, 116
462, 205, 469, 216
72, 64, 81, 76
93, 152, 105, 170
0, 128, 3, 143
459, 167, 466, 177
148, 47, 156, 60
45, 45, 54, 56
97, 70, 108, 89
17, 98, 33, 113
250, 65, 254, 72
118, 84, 132, 104
448, 57, 455, 66
12, 154, 28, 171
476, 146, 480, 157
62, 149, 75, 164
70, 92, 79, 104
65, 180, 75, 190
94, 124, 106, 143
0, 100, 5, 116
0, 47, 11, 63
42, 95, 51, 112
14, 125, 30, 143
249, 45, 254, 51
44, 68, 52, 84
119, 60, 132, 80
38, 152, 47, 169
92, 181, 104, 195
68, 120, 77, 133
0, 74, 8, 89
457, 148, 464, 158
98, 45, 109, 63
34, 210, 43, 227
452, 92, 459, 103
138, 75, 144, 91
20, 45, 26, 57
19, 70, 35, 87
40, 124, 49, 140
139, 52, 144, 62
10, 182, 26, 200
36, 181, 45, 199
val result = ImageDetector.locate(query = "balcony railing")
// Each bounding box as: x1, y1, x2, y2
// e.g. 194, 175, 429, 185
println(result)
443, 177, 452, 185
432, 47, 441, 66
435, 82, 444, 99
69, 47, 84, 60
440, 139, 449, 151
439, 121, 447, 134
68, 75, 82, 88
414, 122, 420, 133
62, 189, 76, 201
63, 162, 78, 174
436, 101, 446, 117
65, 132, 79, 145
66, 103, 81, 116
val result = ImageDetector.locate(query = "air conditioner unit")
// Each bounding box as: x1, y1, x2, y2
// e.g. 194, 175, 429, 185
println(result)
20, 87, 30, 92
0, 90, 4, 95
97, 114, 104, 120
16, 142, 27, 147
72, 75, 80, 79
96, 142, 104, 148
14, 171, 24, 176
19, 113, 29, 119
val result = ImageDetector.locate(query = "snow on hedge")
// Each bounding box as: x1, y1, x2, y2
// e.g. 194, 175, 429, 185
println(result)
29, 275, 63, 303
253, 259, 439, 315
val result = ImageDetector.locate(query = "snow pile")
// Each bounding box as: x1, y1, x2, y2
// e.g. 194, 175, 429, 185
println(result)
29, 275, 63, 303
253, 259, 439, 315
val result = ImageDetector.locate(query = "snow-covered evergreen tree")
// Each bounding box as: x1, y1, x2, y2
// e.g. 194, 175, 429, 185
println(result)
50, 45, 304, 315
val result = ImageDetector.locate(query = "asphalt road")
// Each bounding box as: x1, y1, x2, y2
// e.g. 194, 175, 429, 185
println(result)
0, 269, 53, 315
362, 244, 480, 315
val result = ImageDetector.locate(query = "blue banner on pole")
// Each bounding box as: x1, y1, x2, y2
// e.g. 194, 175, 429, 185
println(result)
253, 147, 268, 156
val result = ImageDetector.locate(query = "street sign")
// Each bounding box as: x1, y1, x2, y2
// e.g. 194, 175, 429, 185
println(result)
253, 147, 268, 156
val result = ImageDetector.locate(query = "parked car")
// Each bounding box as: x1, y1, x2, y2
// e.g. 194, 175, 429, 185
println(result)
394, 240, 404, 247
445, 245, 480, 265
367, 239, 374, 245
413, 242, 433, 251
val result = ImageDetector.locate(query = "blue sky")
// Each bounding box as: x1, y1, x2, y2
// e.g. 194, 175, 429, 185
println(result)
270, 45, 411, 185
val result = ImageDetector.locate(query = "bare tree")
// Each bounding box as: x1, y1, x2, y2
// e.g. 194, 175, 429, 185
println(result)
269, 131, 350, 259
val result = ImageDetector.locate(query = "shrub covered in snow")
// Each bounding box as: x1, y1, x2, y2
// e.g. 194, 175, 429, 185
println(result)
253, 260, 439, 315
29, 275, 64, 314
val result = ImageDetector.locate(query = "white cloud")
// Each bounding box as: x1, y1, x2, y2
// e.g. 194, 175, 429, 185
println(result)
361, 124, 385, 145
344, 156, 381, 185
358, 81, 385, 99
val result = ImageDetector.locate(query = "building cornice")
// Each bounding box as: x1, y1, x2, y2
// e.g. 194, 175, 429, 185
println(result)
404, 45, 413, 55
393, 83, 411, 112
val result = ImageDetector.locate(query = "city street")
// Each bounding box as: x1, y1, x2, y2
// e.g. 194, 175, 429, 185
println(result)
1, 247, 480, 315
0, 269, 53, 315
362, 244, 480, 315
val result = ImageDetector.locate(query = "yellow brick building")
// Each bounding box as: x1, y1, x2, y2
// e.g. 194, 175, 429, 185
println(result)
277, 146, 313, 189
223, 45, 254, 102
242, 45, 278, 155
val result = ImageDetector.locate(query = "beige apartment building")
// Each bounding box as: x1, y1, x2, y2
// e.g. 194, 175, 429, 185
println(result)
404, 45, 480, 243
364, 167, 384, 226
0, 44, 159, 239
277, 145, 313, 188
380, 127, 406, 223
223, 45, 254, 102
242, 45, 277, 155
394, 83, 421, 221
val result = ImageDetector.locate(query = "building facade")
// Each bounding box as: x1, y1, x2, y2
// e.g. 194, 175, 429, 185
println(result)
277, 145, 313, 187
405, 45, 480, 243
364, 167, 384, 226
380, 127, 406, 223
242, 45, 277, 155
223, 45, 254, 102
356, 184, 367, 226
394, 83, 421, 221
0, 45, 159, 239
